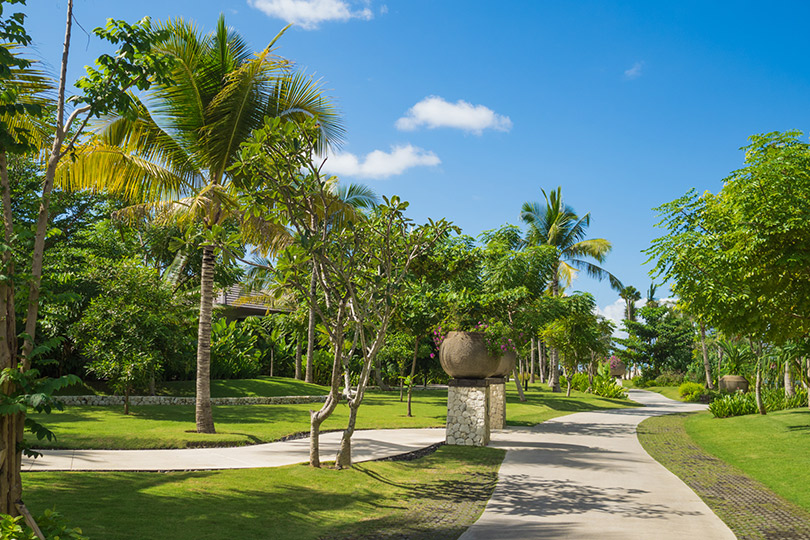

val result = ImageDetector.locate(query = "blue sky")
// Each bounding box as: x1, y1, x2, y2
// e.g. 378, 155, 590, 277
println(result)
25, 1, 810, 325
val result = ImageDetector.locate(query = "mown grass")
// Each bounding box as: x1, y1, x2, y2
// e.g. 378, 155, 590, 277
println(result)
55, 376, 328, 397
23, 445, 506, 540
684, 408, 810, 512
31, 381, 638, 449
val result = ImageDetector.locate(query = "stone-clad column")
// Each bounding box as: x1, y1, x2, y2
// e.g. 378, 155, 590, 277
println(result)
486, 377, 506, 429
446, 378, 490, 446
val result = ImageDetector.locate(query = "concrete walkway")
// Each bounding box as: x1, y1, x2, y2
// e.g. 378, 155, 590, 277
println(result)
460, 389, 735, 539
22, 428, 445, 471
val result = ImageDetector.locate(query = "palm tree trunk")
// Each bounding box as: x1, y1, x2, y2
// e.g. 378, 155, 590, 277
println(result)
700, 324, 714, 390
755, 363, 766, 415
539, 341, 546, 383
530, 338, 536, 383
305, 265, 316, 383
294, 335, 302, 380
550, 348, 561, 392
785, 360, 794, 397
195, 245, 216, 433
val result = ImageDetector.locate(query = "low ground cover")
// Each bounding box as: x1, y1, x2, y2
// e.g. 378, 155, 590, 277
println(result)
22, 445, 506, 540
684, 408, 810, 511
29, 382, 637, 449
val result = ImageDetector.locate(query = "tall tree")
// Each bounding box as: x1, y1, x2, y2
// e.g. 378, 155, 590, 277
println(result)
619, 285, 641, 321
59, 17, 342, 433
520, 186, 621, 391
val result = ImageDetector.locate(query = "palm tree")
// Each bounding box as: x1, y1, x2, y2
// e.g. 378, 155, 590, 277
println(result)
58, 17, 342, 433
520, 186, 621, 391
619, 285, 641, 321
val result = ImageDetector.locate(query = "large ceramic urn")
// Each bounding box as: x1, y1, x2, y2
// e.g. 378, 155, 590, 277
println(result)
610, 360, 627, 378
439, 331, 502, 379
719, 375, 749, 393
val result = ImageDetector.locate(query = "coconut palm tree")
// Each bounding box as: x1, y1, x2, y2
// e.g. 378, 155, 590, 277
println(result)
58, 17, 343, 433
619, 285, 642, 321
520, 186, 622, 391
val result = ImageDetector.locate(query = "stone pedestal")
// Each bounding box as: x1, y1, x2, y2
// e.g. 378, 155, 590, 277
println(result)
486, 377, 506, 429
446, 378, 490, 446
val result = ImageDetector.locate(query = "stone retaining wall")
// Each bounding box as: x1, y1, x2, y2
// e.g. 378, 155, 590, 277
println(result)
487, 379, 506, 429
59, 395, 328, 406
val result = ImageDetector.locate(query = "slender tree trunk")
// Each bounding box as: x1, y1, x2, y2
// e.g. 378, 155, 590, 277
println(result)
785, 360, 795, 397
512, 366, 526, 402
305, 266, 316, 383
406, 337, 419, 417
373, 354, 390, 391
530, 338, 536, 383
294, 335, 302, 380
538, 342, 546, 383
550, 348, 561, 392
588, 353, 595, 392
195, 245, 216, 433
270, 348, 274, 377
335, 403, 359, 469
755, 363, 766, 415
309, 321, 345, 467
700, 324, 714, 390
566, 374, 572, 397
124, 386, 130, 415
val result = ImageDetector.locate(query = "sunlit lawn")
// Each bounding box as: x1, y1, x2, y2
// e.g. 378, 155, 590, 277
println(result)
30, 380, 639, 449
23, 445, 505, 540
685, 408, 810, 512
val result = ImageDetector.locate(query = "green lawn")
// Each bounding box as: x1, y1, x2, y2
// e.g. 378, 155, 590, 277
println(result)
23, 445, 506, 540
684, 408, 810, 512
56, 376, 328, 397
31, 382, 638, 450
622, 379, 682, 401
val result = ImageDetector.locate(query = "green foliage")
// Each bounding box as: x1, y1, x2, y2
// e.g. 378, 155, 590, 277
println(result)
0, 509, 88, 540
678, 381, 705, 402
72, 261, 194, 394
210, 319, 263, 380
709, 387, 808, 418
616, 304, 694, 376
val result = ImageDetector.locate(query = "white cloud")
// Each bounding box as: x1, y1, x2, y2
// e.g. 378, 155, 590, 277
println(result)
248, 0, 373, 30
596, 298, 629, 339
624, 61, 644, 80
319, 144, 440, 179
395, 96, 512, 134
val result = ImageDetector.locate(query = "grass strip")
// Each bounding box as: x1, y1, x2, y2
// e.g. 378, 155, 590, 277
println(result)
638, 412, 810, 539
23, 445, 505, 540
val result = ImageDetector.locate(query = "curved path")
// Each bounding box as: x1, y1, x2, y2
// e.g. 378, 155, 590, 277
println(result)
460, 389, 735, 539
22, 428, 445, 471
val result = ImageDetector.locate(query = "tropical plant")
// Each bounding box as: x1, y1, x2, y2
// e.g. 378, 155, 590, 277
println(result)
520, 186, 621, 391
58, 17, 342, 434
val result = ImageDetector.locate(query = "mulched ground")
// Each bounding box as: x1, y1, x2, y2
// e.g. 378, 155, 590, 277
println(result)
638, 412, 810, 540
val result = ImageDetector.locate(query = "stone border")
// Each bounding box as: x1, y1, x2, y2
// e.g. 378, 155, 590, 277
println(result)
638, 412, 810, 540
58, 395, 328, 406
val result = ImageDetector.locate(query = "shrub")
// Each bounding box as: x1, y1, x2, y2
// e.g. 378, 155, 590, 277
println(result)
593, 377, 628, 399
630, 375, 651, 388
709, 387, 808, 418
653, 371, 685, 386
0, 510, 88, 540
678, 381, 705, 402
210, 319, 263, 379
571, 372, 590, 392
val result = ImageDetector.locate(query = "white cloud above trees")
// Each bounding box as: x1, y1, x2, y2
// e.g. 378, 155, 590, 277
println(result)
319, 144, 440, 179
395, 96, 512, 134
248, 0, 373, 30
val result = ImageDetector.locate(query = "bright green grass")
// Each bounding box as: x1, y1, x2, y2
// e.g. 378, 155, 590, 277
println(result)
22, 445, 506, 540
31, 383, 638, 450
622, 380, 682, 401
685, 408, 810, 511
56, 376, 328, 397
156, 376, 329, 397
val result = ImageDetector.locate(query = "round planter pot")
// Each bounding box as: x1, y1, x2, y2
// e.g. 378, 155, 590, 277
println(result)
719, 374, 749, 393
610, 361, 626, 378
492, 350, 517, 378
439, 331, 502, 379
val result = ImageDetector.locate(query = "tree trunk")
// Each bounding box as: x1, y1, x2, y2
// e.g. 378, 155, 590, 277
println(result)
335, 403, 359, 469
309, 324, 345, 467
406, 337, 419, 417
588, 354, 595, 392
270, 348, 274, 377
195, 245, 216, 433
784, 360, 794, 397
294, 335, 302, 381
538, 342, 546, 383
305, 266, 316, 383
755, 363, 766, 415
530, 338, 536, 383
373, 354, 390, 391
700, 324, 714, 389
566, 375, 572, 397
550, 348, 561, 392
512, 366, 526, 402
124, 386, 130, 415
